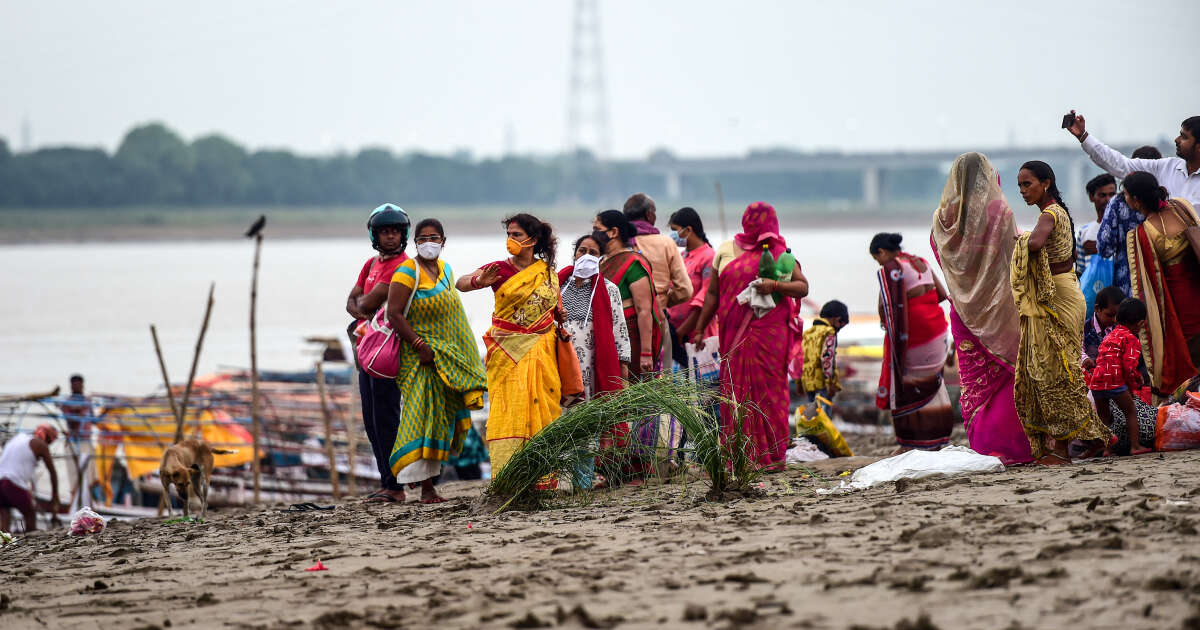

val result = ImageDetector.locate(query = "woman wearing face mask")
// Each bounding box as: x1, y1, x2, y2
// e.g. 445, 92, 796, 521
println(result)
692, 202, 809, 469
558, 233, 631, 489
667, 207, 718, 365
383, 218, 487, 503
346, 204, 411, 503
456, 213, 562, 476
594, 210, 661, 483
559, 233, 631, 399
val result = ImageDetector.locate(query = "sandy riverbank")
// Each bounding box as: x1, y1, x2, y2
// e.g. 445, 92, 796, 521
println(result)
3, 436, 1200, 630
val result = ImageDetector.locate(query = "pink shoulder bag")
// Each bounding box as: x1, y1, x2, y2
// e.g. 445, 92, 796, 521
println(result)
355, 280, 417, 379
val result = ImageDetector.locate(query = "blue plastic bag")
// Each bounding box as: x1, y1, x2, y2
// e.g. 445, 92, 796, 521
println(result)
1080, 254, 1114, 319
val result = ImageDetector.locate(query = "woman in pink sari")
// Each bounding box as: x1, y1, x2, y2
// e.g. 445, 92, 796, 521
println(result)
694, 202, 809, 468
931, 152, 1033, 465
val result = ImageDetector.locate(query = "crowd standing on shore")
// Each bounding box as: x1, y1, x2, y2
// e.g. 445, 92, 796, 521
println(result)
287, 112, 1196, 495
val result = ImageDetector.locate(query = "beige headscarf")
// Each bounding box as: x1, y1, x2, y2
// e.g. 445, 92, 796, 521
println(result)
931, 152, 1021, 366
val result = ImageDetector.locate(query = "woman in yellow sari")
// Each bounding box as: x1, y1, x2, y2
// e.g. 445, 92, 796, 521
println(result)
1012, 161, 1112, 464
457, 213, 563, 475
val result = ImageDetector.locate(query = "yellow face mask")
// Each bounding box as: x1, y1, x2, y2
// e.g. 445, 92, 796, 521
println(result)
506, 236, 532, 256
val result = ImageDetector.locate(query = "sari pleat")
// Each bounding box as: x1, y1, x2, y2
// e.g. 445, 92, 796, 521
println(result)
1011, 208, 1111, 458
389, 261, 487, 481
483, 260, 562, 474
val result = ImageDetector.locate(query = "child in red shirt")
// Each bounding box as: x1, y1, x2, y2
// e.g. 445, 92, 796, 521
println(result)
1088, 298, 1150, 456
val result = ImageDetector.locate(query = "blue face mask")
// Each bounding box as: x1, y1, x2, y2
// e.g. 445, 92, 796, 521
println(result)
669, 229, 687, 247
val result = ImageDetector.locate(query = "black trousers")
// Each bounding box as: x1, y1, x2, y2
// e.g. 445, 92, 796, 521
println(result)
358, 369, 403, 491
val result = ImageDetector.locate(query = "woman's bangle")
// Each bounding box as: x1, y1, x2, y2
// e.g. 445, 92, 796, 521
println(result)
640, 351, 653, 357
470, 274, 481, 289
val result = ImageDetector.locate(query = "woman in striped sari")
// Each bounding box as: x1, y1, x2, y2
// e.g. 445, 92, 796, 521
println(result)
384, 219, 487, 503
457, 213, 562, 476
871, 232, 954, 453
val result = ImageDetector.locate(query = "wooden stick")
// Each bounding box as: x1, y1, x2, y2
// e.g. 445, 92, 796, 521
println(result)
249, 232, 263, 504
149, 325, 181, 426
343, 386, 357, 497
315, 362, 340, 499
174, 283, 215, 445
714, 180, 728, 239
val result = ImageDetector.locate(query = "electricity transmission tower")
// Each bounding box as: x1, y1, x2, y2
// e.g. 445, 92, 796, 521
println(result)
566, 0, 611, 159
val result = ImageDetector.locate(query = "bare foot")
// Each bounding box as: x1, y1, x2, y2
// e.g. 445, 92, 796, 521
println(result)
366, 489, 405, 503
1034, 452, 1072, 466
1128, 446, 1153, 456
419, 479, 445, 504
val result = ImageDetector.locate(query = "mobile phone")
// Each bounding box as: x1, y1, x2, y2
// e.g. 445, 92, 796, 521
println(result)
1061, 112, 1076, 129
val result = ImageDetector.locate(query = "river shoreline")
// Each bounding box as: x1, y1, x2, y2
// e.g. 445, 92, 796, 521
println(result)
0, 203, 940, 245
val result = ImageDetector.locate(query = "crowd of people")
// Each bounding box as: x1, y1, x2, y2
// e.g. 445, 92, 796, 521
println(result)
340, 112, 1200, 497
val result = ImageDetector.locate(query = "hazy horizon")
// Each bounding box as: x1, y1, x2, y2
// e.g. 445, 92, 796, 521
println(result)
3, 1, 1196, 159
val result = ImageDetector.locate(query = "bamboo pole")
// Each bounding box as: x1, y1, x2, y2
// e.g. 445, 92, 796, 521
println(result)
248, 229, 264, 504
315, 362, 340, 499
174, 283, 215, 445
149, 325, 181, 426
714, 180, 728, 239
343, 388, 357, 497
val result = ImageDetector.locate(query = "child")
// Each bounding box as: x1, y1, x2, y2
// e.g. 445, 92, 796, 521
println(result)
1082, 286, 1125, 371
801, 300, 849, 417
1088, 298, 1151, 456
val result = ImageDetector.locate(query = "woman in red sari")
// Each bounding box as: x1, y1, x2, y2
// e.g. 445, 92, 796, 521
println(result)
1123, 171, 1200, 396
694, 202, 809, 469
870, 232, 954, 452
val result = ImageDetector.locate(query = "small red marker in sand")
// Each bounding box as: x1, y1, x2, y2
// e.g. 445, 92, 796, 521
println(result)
306, 559, 328, 572
467, 522, 473, 529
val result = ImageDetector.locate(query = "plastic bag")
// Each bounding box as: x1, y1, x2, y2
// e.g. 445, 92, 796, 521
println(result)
1156, 403, 1200, 451
817, 445, 1004, 494
684, 337, 720, 382
1079, 254, 1114, 320
794, 397, 853, 457
69, 506, 105, 536
786, 438, 830, 463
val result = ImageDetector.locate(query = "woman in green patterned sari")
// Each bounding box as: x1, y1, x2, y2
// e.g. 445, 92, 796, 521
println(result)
385, 218, 488, 502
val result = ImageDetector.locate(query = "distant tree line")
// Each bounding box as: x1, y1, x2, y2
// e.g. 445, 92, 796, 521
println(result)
0, 123, 945, 208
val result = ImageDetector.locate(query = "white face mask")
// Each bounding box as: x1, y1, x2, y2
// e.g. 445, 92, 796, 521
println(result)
416, 242, 443, 260
573, 254, 600, 278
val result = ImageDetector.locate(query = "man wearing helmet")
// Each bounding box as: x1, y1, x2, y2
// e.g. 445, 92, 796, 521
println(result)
346, 204, 412, 503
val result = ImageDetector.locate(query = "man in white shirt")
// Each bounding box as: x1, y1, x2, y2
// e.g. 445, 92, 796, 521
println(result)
1065, 112, 1200, 206
1075, 173, 1116, 275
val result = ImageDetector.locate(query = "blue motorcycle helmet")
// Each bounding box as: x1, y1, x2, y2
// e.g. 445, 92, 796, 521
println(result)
367, 204, 410, 253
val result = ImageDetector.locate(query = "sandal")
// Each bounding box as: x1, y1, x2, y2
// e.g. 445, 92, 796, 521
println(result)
279, 502, 336, 512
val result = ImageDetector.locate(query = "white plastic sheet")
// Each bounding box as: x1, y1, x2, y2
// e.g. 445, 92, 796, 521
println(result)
816, 445, 1004, 494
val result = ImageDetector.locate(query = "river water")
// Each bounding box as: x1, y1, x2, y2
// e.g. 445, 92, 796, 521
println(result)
0, 219, 954, 394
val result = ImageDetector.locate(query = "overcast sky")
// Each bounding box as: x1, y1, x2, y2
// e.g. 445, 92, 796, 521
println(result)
2, 1, 1195, 159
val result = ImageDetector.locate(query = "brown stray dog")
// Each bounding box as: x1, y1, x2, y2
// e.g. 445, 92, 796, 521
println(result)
158, 439, 236, 519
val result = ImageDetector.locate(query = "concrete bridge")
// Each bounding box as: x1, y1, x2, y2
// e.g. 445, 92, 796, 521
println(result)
640, 143, 1149, 210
